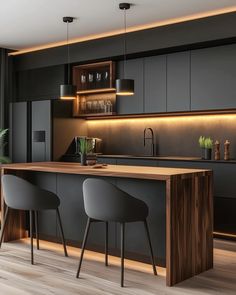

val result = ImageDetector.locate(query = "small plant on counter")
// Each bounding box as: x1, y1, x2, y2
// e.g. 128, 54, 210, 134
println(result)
79, 137, 92, 166
204, 137, 213, 150
204, 137, 213, 160
199, 136, 206, 159
198, 136, 213, 160
198, 136, 205, 148
0, 129, 11, 164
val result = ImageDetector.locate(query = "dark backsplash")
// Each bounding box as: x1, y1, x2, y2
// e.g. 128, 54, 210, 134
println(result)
87, 114, 236, 158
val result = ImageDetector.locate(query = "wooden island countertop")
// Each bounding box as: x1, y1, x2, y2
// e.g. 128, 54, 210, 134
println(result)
1, 161, 211, 180
0, 162, 213, 287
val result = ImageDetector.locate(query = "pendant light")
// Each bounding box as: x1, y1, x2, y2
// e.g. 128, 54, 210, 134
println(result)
60, 16, 76, 100
116, 3, 134, 96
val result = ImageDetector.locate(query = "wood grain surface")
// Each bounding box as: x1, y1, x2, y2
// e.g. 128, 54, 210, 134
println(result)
0, 239, 234, 295
0, 162, 213, 287
1, 162, 211, 180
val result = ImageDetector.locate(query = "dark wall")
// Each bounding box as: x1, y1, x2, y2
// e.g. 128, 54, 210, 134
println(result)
87, 115, 236, 158
12, 12, 236, 71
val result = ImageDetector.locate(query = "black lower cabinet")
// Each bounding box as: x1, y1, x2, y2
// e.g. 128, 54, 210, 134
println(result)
99, 157, 236, 237
214, 197, 236, 235
27, 171, 166, 266
116, 159, 158, 166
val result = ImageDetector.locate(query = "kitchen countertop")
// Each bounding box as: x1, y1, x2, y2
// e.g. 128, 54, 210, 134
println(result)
98, 154, 236, 163
1, 161, 210, 181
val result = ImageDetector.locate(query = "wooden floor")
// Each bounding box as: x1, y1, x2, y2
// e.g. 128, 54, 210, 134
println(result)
0, 239, 235, 295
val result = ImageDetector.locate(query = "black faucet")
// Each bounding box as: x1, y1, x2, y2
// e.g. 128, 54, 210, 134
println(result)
144, 128, 155, 156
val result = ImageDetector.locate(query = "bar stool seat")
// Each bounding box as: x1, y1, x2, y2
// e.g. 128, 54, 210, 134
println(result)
76, 178, 157, 287
0, 174, 68, 264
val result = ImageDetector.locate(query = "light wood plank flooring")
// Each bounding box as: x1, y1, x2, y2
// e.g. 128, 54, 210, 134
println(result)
0, 239, 235, 295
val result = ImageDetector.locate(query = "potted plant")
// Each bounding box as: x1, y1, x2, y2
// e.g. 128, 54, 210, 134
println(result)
198, 136, 205, 159
204, 137, 213, 160
0, 129, 10, 164
79, 137, 92, 166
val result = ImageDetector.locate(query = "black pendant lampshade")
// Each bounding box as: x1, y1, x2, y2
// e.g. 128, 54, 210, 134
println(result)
116, 79, 134, 96
60, 16, 76, 100
60, 84, 77, 100
116, 3, 134, 96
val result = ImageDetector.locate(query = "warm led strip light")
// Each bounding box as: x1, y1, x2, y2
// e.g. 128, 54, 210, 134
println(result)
214, 231, 236, 238
9, 6, 236, 56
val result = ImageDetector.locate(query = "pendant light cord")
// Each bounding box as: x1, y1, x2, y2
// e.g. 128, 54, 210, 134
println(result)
67, 20, 70, 84
123, 8, 127, 78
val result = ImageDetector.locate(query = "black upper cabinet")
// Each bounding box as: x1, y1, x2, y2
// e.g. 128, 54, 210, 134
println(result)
191, 44, 236, 110
144, 55, 167, 113
167, 52, 190, 112
15, 65, 65, 101
116, 59, 144, 114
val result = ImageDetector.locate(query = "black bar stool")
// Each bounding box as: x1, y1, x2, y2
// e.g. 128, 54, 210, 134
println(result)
76, 178, 157, 287
0, 174, 68, 264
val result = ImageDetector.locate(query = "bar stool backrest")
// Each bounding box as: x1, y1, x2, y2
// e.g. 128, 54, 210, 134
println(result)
2, 175, 60, 210
82, 178, 148, 222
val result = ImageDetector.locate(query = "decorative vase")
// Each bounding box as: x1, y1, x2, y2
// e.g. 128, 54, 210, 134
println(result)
80, 153, 87, 166
204, 148, 212, 160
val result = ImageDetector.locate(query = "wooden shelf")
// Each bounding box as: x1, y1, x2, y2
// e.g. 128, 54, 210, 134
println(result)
74, 112, 116, 118
77, 88, 116, 95
72, 61, 116, 117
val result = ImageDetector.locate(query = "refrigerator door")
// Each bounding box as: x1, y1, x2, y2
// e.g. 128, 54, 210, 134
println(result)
31, 100, 51, 162
9, 102, 28, 163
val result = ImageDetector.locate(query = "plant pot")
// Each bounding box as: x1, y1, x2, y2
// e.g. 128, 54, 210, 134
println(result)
204, 148, 212, 160
201, 148, 205, 159
80, 153, 87, 166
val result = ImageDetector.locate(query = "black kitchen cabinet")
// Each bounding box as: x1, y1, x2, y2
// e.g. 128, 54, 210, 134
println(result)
191, 44, 236, 110
116, 158, 158, 166
116, 58, 144, 114
167, 51, 190, 112
97, 158, 117, 165
144, 55, 167, 113
15, 65, 65, 101
9, 102, 29, 163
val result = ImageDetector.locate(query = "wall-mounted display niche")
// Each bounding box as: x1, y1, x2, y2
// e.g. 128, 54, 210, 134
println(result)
73, 61, 116, 117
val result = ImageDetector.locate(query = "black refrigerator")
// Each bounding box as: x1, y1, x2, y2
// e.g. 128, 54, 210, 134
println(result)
9, 99, 74, 163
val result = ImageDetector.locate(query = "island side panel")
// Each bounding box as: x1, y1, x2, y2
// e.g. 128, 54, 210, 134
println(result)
166, 172, 213, 286
195, 172, 214, 273
1, 168, 27, 242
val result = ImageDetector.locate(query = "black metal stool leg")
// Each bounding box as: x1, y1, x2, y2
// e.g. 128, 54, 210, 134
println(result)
0, 206, 9, 248
144, 219, 157, 276
56, 208, 68, 257
121, 222, 125, 287
29, 210, 34, 265
34, 211, 39, 250
105, 221, 108, 266
76, 217, 91, 278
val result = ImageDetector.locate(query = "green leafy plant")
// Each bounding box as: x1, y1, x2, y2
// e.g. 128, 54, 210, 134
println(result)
199, 136, 205, 148
0, 129, 10, 164
204, 137, 213, 149
79, 137, 92, 155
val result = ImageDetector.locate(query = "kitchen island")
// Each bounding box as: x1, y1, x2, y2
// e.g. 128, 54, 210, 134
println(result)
0, 162, 213, 286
